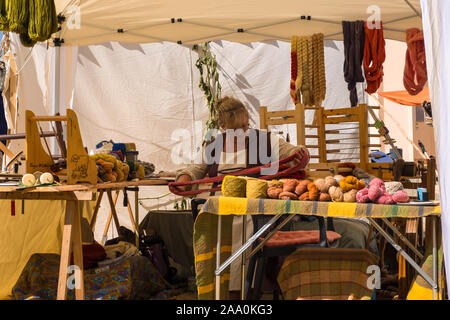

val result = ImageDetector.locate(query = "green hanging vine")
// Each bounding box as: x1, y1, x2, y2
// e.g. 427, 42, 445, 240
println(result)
194, 42, 222, 145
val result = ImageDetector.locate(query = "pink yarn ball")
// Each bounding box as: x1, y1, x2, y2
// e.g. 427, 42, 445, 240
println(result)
392, 190, 410, 203
377, 192, 396, 204
356, 188, 370, 203
368, 187, 384, 202
369, 178, 386, 192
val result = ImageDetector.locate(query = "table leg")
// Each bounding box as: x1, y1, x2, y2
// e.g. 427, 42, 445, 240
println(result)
215, 215, 222, 300
368, 217, 437, 291
57, 200, 85, 300
72, 201, 85, 300
103, 190, 120, 243
134, 187, 139, 247
241, 215, 247, 300
432, 215, 437, 300
89, 190, 104, 231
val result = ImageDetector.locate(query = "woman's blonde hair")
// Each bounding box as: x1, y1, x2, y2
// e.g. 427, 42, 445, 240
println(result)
214, 96, 249, 130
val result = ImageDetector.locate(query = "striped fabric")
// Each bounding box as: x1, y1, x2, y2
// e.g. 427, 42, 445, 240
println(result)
193, 197, 440, 300
277, 248, 379, 300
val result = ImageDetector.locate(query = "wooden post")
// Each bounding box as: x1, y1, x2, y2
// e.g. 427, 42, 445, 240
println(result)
71, 201, 85, 300
317, 107, 327, 162
427, 158, 436, 200
295, 103, 305, 146
57, 200, 85, 300
359, 104, 369, 171
259, 106, 268, 130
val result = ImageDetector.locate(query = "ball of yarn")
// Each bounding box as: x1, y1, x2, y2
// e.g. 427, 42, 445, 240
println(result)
267, 187, 283, 199
295, 179, 310, 196
307, 182, 319, 200
333, 175, 344, 183
279, 191, 298, 200
340, 176, 366, 192
283, 179, 299, 192
369, 178, 386, 192
299, 192, 310, 201
392, 190, 410, 203
368, 187, 384, 202
319, 192, 331, 201
329, 186, 344, 202
314, 178, 328, 193
246, 179, 268, 199
221, 176, 247, 197
325, 176, 339, 188
356, 188, 370, 203
343, 189, 358, 203
377, 192, 396, 204
268, 180, 284, 189
385, 181, 404, 195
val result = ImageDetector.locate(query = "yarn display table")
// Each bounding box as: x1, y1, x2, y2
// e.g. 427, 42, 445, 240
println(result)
0, 178, 172, 300
193, 196, 441, 300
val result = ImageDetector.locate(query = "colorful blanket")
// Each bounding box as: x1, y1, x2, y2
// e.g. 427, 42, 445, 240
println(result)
277, 248, 379, 300
11, 253, 186, 300
193, 197, 440, 300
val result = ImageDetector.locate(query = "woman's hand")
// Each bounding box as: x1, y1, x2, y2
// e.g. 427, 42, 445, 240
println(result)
175, 174, 193, 191
292, 148, 310, 168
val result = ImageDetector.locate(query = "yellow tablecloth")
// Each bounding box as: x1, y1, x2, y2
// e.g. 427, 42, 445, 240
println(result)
193, 197, 441, 300
0, 200, 94, 300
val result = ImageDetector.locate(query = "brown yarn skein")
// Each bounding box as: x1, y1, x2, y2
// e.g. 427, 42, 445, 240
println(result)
329, 186, 344, 202
299, 192, 310, 201
319, 193, 331, 201
268, 187, 283, 199
295, 179, 310, 196
307, 182, 319, 200
343, 189, 358, 203
279, 191, 298, 200
283, 179, 299, 193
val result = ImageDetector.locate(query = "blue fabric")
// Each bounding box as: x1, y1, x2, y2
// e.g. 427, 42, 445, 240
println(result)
369, 151, 393, 163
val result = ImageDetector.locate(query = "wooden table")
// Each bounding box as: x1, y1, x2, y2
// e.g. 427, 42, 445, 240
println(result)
193, 196, 442, 300
0, 178, 172, 300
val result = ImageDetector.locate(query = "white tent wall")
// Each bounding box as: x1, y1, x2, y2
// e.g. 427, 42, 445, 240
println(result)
70, 39, 357, 241
11, 36, 415, 245
421, 0, 449, 298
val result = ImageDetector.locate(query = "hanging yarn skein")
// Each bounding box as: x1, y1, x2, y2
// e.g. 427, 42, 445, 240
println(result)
342, 20, 365, 107
0, 0, 8, 30
28, 0, 59, 42
290, 34, 326, 107
363, 21, 385, 94
6, 0, 28, 34
403, 28, 427, 96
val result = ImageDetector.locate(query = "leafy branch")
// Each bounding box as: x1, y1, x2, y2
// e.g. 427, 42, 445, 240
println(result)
194, 42, 222, 145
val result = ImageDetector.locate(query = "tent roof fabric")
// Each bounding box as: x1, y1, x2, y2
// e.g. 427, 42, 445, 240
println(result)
378, 87, 430, 106
55, 0, 422, 46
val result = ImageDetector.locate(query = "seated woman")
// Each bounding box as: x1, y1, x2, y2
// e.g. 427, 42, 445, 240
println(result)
174, 96, 309, 293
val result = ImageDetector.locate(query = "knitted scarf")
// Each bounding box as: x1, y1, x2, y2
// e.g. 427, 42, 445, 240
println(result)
363, 22, 385, 94
403, 28, 427, 96
342, 20, 365, 107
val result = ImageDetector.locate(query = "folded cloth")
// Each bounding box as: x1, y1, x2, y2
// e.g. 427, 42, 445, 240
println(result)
70, 242, 106, 269
259, 230, 341, 247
